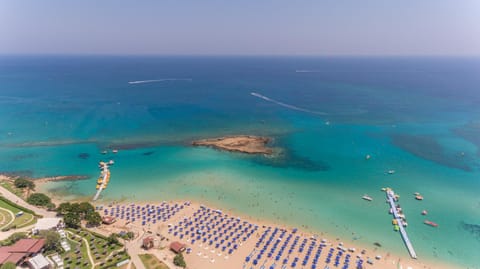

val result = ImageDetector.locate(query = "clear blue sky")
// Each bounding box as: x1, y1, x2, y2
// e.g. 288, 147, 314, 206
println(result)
1, 0, 479, 55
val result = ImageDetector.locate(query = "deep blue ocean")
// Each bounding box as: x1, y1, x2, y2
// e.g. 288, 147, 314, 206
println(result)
0, 56, 479, 267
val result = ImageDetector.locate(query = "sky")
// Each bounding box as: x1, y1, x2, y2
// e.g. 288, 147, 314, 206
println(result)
1, 0, 479, 56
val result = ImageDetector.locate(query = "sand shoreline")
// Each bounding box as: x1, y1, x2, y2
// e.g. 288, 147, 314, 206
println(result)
4, 174, 462, 269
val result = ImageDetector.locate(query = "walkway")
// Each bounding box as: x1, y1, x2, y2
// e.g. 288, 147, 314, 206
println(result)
0, 185, 56, 218
386, 189, 417, 259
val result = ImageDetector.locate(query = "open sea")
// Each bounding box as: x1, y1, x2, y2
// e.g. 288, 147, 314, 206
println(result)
0, 56, 479, 267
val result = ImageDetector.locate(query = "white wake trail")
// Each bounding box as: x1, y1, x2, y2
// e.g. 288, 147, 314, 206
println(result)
251, 92, 328, 116
128, 78, 192, 84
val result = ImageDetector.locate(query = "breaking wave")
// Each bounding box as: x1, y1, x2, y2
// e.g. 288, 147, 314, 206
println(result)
251, 92, 328, 116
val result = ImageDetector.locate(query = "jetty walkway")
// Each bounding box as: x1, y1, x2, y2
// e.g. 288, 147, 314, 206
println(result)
386, 189, 417, 259
93, 162, 110, 201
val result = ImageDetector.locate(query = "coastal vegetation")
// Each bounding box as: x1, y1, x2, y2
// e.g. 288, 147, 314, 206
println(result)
139, 254, 170, 269
57, 202, 102, 228
14, 177, 35, 190
173, 253, 186, 268
27, 192, 55, 209
39, 230, 62, 252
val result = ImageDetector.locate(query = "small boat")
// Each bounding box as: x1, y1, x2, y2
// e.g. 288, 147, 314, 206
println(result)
96, 184, 101, 190
387, 170, 395, 175
101, 150, 107, 154
112, 149, 118, 153
421, 210, 428, 215
393, 224, 400, 231
109, 160, 115, 165
362, 195, 373, 201
392, 219, 398, 225
389, 208, 393, 214
365, 154, 371, 160
424, 220, 438, 227
415, 194, 424, 200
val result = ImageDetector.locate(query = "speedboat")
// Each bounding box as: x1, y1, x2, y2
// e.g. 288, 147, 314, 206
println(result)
362, 195, 373, 201
387, 170, 395, 175
421, 210, 428, 215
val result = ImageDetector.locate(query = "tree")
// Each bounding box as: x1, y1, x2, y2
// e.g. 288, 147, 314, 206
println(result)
27, 193, 51, 206
78, 202, 95, 217
57, 202, 72, 215
40, 230, 61, 252
173, 253, 187, 268
64, 212, 81, 228
14, 178, 35, 190
0, 262, 16, 269
86, 211, 102, 227
106, 234, 119, 245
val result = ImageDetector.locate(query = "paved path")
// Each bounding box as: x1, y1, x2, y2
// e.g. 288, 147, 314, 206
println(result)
67, 231, 95, 269
0, 223, 35, 240
0, 185, 56, 218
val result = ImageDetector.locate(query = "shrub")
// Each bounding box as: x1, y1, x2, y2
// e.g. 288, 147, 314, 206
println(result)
27, 193, 52, 206
14, 178, 35, 189
173, 253, 187, 268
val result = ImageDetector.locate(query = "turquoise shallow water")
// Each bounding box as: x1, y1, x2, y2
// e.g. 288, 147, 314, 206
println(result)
1, 56, 480, 267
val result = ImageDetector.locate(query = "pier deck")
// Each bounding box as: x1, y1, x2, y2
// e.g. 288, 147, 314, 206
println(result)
93, 162, 109, 201
386, 190, 417, 259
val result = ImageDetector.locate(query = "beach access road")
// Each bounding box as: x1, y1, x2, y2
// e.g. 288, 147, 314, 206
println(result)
0, 185, 56, 218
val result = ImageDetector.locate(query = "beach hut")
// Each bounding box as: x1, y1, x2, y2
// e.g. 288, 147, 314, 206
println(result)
170, 241, 186, 254
142, 237, 154, 250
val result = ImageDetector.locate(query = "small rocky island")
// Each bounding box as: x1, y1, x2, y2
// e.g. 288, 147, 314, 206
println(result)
192, 135, 273, 155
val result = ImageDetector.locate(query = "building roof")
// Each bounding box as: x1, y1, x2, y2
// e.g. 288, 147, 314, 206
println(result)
169, 241, 186, 253
0, 239, 45, 265
6, 239, 45, 253
0, 252, 28, 265
34, 217, 62, 231
27, 254, 50, 269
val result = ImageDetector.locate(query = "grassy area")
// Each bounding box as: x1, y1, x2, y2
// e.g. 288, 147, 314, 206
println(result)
0, 207, 13, 230
66, 228, 128, 269
0, 198, 36, 230
139, 254, 170, 269
0, 181, 25, 198
63, 234, 92, 269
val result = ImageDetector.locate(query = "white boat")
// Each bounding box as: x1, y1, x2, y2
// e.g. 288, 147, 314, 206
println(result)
112, 149, 119, 153
387, 170, 395, 174
362, 195, 373, 201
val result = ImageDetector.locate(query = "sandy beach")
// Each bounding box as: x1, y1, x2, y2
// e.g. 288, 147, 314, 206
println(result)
0, 173, 465, 269
91, 199, 460, 269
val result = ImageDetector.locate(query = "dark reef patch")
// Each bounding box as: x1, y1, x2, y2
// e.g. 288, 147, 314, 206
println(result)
452, 121, 480, 156
78, 153, 90, 159
460, 221, 480, 241
390, 133, 472, 171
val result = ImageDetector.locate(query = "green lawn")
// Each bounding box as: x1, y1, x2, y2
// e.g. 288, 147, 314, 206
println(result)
0, 182, 25, 198
139, 254, 170, 269
66, 228, 128, 269
62, 233, 92, 269
0, 207, 13, 230
0, 199, 36, 229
